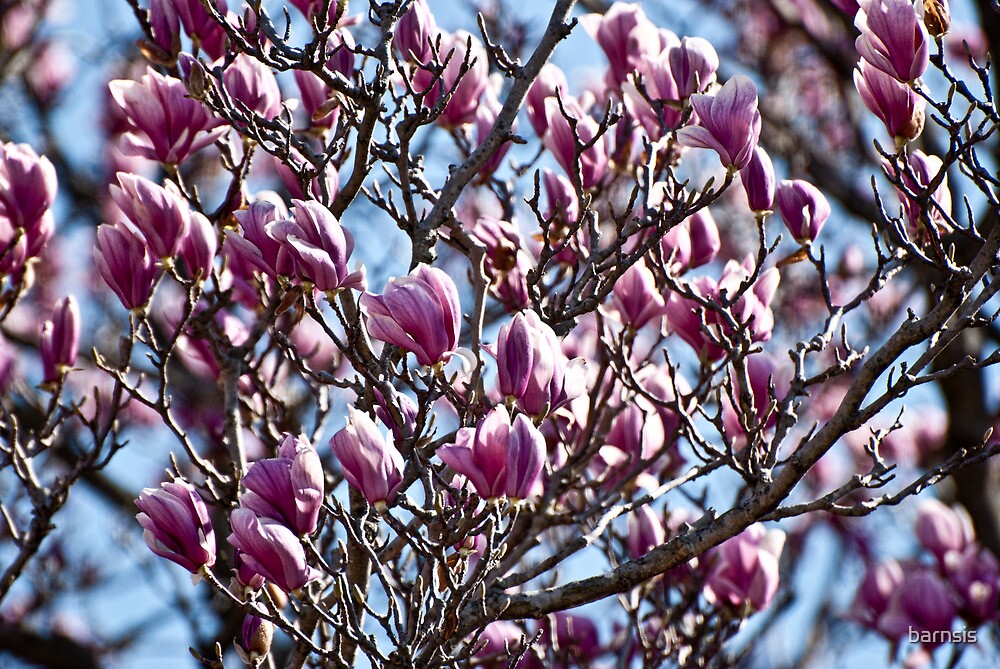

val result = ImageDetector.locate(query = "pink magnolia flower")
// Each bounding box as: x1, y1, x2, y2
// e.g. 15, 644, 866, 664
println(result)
888, 149, 952, 236
740, 146, 776, 214
676, 75, 761, 170
915, 498, 975, 565
360, 264, 461, 367
222, 54, 282, 120
437, 406, 546, 502
269, 200, 365, 293
394, 0, 437, 64
241, 434, 324, 536
329, 407, 405, 509
0, 142, 58, 257
227, 508, 321, 593
612, 261, 664, 330
413, 30, 489, 127
526, 63, 569, 138
94, 222, 160, 311
110, 172, 192, 261
580, 2, 663, 87
704, 524, 785, 613
135, 480, 216, 574
109, 67, 225, 165
854, 60, 925, 143
856, 0, 929, 83
543, 97, 609, 190
494, 310, 580, 418
40, 295, 80, 387
775, 179, 831, 244
627, 506, 666, 559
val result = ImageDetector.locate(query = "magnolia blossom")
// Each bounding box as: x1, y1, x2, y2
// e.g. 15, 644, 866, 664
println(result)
228, 508, 321, 593
109, 67, 225, 165
360, 264, 462, 367
856, 0, 929, 83
775, 179, 831, 244
704, 524, 785, 613
412, 30, 489, 127
135, 480, 216, 574
329, 408, 405, 509
40, 296, 80, 386
543, 96, 609, 190
611, 261, 664, 330
854, 60, 925, 143
437, 406, 546, 502
269, 200, 365, 292
740, 146, 776, 214
241, 434, 324, 536
677, 75, 761, 170
94, 222, 160, 311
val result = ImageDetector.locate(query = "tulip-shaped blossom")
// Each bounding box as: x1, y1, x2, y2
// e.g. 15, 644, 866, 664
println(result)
538, 612, 602, 663
110, 172, 192, 261
469, 216, 531, 310
270, 200, 365, 292
525, 63, 569, 138
543, 97, 609, 190
235, 614, 273, 667
580, 2, 661, 86
856, 0, 929, 83
475, 621, 523, 664
149, 0, 180, 59
222, 54, 282, 121
226, 201, 295, 281
854, 60, 925, 143
135, 480, 216, 574
740, 146, 776, 214
228, 508, 320, 593
676, 75, 761, 170
627, 506, 666, 559
329, 408, 405, 509
413, 30, 489, 127
394, 0, 437, 64
775, 179, 831, 244
437, 406, 546, 501
850, 558, 906, 632
686, 209, 721, 269
612, 261, 664, 330
475, 87, 516, 177
877, 568, 957, 645
241, 434, 324, 536
669, 37, 720, 99
495, 310, 578, 418
360, 264, 461, 367
945, 545, 1000, 625
889, 150, 952, 236
171, 0, 228, 58
915, 498, 974, 565
40, 296, 80, 386
94, 222, 160, 311
110, 67, 225, 165
704, 524, 785, 613
178, 212, 217, 281
665, 258, 779, 360
0, 142, 58, 257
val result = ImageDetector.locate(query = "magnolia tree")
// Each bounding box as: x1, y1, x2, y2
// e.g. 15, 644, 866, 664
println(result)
3, 0, 1000, 667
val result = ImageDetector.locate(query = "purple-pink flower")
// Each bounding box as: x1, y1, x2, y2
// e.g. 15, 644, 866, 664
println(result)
676, 75, 761, 170
494, 310, 579, 418
329, 407, 405, 510
856, 0, 929, 83
40, 295, 80, 387
437, 406, 546, 502
854, 60, 925, 143
222, 54, 282, 121
109, 67, 225, 165
740, 146, 776, 214
360, 264, 461, 367
0, 141, 57, 258
227, 507, 321, 593
94, 222, 160, 311
775, 179, 831, 244
412, 30, 489, 127
704, 524, 785, 613
543, 97, 609, 190
135, 480, 216, 574
269, 200, 365, 292
242, 434, 324, 537
110, 172, 192, 261
627, 506, 666, 559
612, 261, 665, 330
